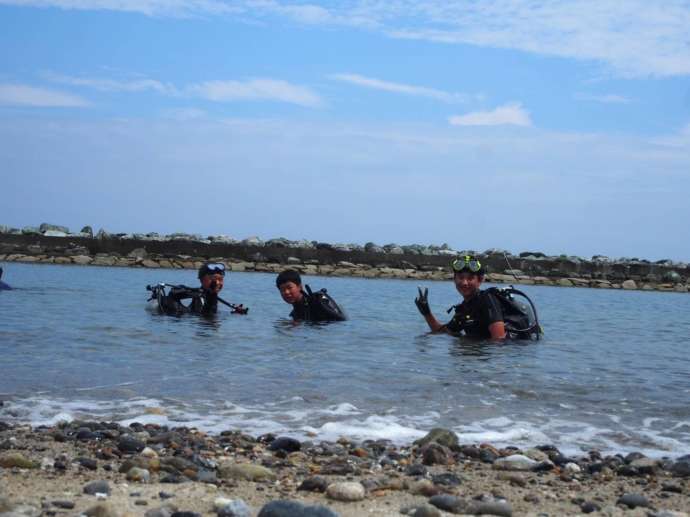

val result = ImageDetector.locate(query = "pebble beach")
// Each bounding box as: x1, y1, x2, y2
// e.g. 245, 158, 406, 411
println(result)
1, 419, 688, 517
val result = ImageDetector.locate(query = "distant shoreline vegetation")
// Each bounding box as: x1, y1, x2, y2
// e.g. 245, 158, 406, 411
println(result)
0, 223, 688, 293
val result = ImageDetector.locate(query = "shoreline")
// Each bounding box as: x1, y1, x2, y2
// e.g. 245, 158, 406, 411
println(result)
1, 420, 688, 517
1, 230, 689, 294
1, 251, 689, 295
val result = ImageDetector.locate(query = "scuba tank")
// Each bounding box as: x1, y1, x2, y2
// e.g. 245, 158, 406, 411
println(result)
304, 285, 347, 321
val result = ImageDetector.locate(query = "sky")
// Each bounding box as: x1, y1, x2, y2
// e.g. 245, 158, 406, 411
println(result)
1, 1, 690, 261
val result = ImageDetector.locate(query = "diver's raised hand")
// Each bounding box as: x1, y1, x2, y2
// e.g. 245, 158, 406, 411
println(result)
415, 286, 431, 316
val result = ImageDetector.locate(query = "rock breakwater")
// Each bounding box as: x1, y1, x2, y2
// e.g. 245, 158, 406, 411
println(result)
1, 224, 689, 292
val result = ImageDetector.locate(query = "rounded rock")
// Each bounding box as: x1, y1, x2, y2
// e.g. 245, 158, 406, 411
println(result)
326, 481, 366, 502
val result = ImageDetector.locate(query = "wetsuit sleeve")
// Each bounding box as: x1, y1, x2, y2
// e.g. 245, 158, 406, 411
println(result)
444, 314, 462, 333
480, 292, 504, 325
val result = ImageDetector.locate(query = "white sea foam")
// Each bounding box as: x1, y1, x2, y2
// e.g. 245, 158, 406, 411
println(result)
3, 395, 690, 458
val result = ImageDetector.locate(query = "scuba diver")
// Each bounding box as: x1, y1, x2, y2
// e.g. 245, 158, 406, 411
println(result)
0, 267, 12, 290
415, 255, 541, 340
276, 269, 347, 322
147, 262, 248, 316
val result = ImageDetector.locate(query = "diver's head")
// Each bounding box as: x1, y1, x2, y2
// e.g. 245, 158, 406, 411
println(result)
451, 255, 484, 299
276, 269, 304, 304
198, 262, 226, 292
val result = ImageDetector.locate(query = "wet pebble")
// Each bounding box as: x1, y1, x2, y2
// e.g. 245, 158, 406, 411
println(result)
617, 493, 650, 509
297, 476, 329, 493
326, 481, 365, 502
421, 443, 451, 465
268, 437, 301, 453
136, 500, 149, 506
118, 435, 146, 453
83, 480, 111, 496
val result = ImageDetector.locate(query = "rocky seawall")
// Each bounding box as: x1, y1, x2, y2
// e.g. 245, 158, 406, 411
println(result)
1, 224, 689, 292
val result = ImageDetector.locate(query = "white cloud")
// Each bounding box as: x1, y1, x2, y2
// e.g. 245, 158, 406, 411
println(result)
0, 83, 90, 107
45, 73, 178, 95
330, 73, 476, 103
8, 1, 690, 78
0, 0, 241, 17
449, 103, 531, 127
574, 93, 633, 104
190, 78, 324, 108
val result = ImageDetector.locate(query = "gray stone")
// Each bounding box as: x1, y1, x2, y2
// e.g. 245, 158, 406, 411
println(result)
42, 230, 68, 237
21, 226, 40, 235
630, 456, 658, 474
492, 454, 537, 471
671, 457, 690, 477
118, 435, 145, 453
414, 427, 459, 449
622, 279, 638, 290
298, 476, 329, 492
83, 503, 118, 517
39, 223, 69, 233
214, 498, 252, 517
428, 494, 467, 513
421, 443, 452, 465
217, 462, 276, 481
242, 236, 264, 246
83, 480, 111, 495
126, 467, 151, 482
409, 504, 442, 517
268, 436, 301, 453
326, 481, 365, 502
257, 500, 339, 517
469, 500, 512, 516
128, 248, 148, 259
617, 493, 650, 509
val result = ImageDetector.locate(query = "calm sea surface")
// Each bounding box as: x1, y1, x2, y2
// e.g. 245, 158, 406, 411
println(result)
1, 262, 689, 458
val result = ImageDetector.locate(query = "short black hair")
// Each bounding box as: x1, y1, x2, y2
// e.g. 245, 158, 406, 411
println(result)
276, 269, 302, 288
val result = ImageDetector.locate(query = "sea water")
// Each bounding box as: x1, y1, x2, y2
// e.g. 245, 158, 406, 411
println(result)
1, 262, 689, 458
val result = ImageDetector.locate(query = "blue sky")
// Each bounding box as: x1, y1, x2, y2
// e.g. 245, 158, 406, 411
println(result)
1, 1, 690, 260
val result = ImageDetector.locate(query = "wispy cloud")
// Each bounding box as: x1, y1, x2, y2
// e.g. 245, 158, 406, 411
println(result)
449, 103, 532, 127
330, 73, 476, 103
575, 93, 633, 104
8, 1, 690, 78
190, 78, 324, 108
0, 0, 241, 17
45, 72, 178, 95
0, 83, 90, 107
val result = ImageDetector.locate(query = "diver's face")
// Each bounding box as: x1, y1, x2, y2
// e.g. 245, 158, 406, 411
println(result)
278, 281, 303, 304
454, 272, 482, 299
201, 273, 224, 293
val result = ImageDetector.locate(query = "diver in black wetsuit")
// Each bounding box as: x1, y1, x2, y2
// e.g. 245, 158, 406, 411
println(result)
152, 263, 247, 316
0, 267, 12, 291
415, 255, 506, 340
276, 269, 346, 322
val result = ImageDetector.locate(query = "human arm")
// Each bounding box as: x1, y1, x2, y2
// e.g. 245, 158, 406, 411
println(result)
482, 292, 506, 341
415, 287, 447, 333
